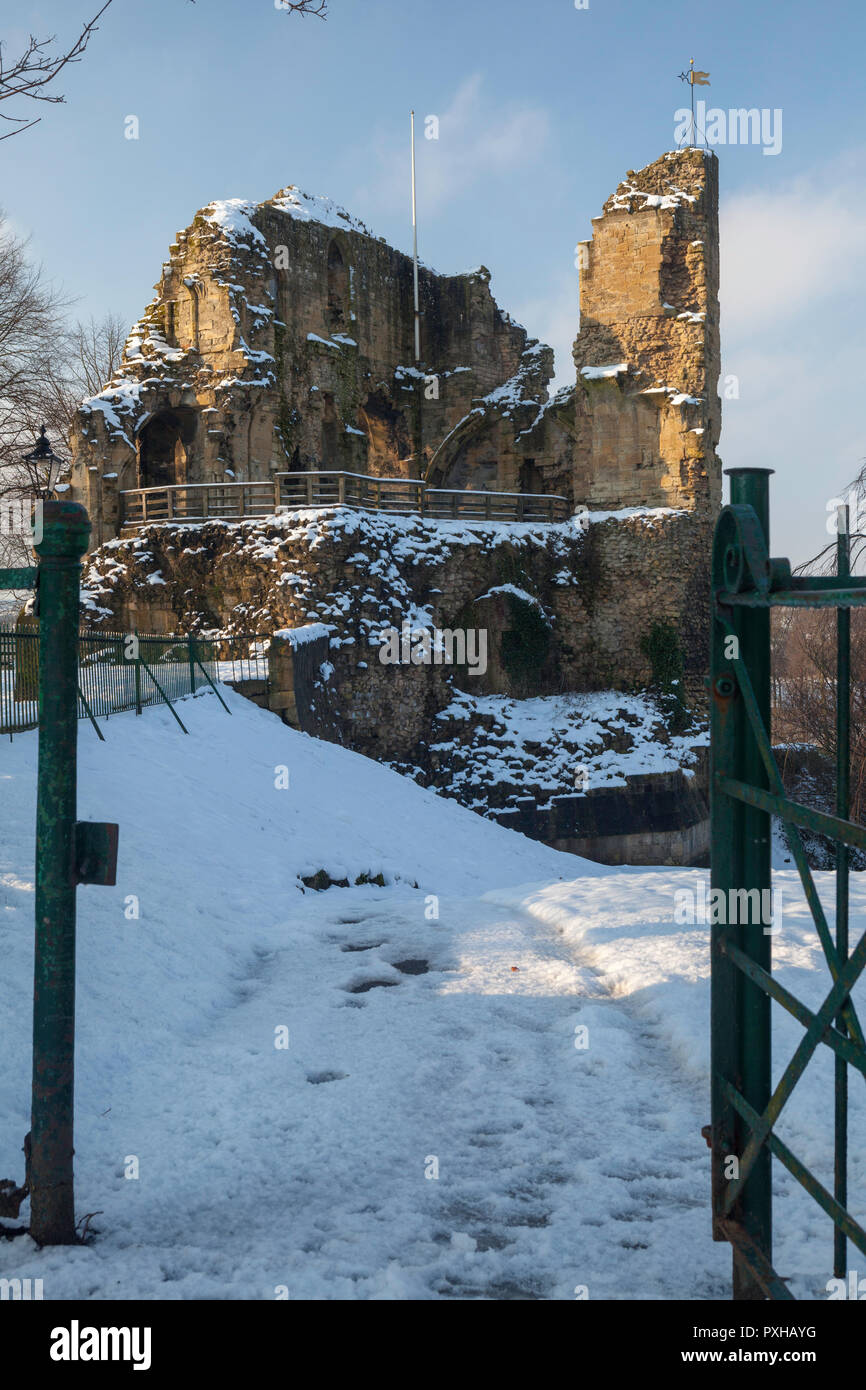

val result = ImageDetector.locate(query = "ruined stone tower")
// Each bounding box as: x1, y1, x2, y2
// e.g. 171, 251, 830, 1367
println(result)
573, 148, 720, 512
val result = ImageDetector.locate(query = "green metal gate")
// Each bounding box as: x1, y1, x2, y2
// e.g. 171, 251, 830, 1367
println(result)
1, 500, 119, 1244
710, 467, 866, 1299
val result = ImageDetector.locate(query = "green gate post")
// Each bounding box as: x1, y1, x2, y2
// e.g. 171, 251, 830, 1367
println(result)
134, 630, 142, 716
30, 501, 91, 1244
834, 505, 850, 1279
711, 468, 774, 1299
188, 634, 196, 696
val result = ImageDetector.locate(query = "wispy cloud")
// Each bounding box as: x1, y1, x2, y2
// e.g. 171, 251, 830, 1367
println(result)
719, 150, 866, 562
720, 149, 866, 330
353, 73, 551, 222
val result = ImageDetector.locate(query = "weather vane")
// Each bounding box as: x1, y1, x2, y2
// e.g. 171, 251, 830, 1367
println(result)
678, 57, 710, 147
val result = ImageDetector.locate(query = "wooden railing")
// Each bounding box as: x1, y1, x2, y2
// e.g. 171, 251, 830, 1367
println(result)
119, 471, 570, 528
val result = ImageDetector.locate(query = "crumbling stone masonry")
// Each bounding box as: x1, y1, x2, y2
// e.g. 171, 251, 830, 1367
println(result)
70, 148, 722, 863
573, 148, 720, 514
69, 147, 720, 549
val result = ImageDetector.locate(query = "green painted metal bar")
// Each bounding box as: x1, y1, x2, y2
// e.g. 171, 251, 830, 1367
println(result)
193, 654, 232, 714
716, 1218, 794, 1301
723, 925, 866, 1216
728, 468, 773, 1301
709, 552, 746, 1283
720, 588, 866, 608
722, 939, 866, 1078
719, 1079, 866, 1260
0, 566, 38, 589
188, 635, 196, 696
76, 682, 105, 742
715, 613, 866, 1053
30, 501, 91, 1244
136, 652, 189, 734
134, 632, 142, 716
717, 776, 866, 855
788, 574, 866, 591
835, 507, 851, 1278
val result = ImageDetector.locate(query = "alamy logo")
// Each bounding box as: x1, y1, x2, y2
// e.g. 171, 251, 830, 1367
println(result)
378, 623, 488, 676
826, 1270, 866, 1299
50, 1320, 152, 1371
674, 883, 782, 934
0, 1277, 43, 1299
0, 497, 43, 544
674, 103, 783, 156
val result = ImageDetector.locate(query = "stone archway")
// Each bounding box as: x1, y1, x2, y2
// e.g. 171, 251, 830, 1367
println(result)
137, 407, 198, 488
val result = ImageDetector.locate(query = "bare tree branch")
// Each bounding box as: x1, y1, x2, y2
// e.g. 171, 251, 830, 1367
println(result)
0, 2, 114, 141
0, 1, 327, 141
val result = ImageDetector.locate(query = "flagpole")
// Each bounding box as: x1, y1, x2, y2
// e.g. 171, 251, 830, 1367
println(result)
409, 110, 423, 481
410, 110, 420, 364
690, 57, 695, 147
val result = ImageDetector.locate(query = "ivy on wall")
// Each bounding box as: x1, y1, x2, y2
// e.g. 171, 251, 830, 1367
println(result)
640, 620, 690, 734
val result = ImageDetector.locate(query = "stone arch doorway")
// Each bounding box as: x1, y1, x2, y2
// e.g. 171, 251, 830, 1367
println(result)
326, 240, 350, 330
519, 458, 543, 494
137, 407, 198, 488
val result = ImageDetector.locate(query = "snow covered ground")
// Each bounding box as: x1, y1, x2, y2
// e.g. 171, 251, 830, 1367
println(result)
1, 689, 863, 1299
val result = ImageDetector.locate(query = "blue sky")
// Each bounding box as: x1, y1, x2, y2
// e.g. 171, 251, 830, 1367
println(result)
3, 0, 864, 562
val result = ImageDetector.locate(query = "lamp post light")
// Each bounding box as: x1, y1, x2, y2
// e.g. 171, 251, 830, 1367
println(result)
21, 425, 67, 501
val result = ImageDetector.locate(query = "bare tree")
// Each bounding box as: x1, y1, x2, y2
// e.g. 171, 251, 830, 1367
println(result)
67, 313, 126, 398
0, 214, 70, 470
0, 3, 114, 142
38, 312, 127, 454
0, 1, 327, 142
772, 606, 866, 826
0, 212, 72, 572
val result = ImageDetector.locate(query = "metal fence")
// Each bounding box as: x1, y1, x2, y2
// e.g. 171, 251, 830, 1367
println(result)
0, 624, 271, 735
710, 471, 866, 1299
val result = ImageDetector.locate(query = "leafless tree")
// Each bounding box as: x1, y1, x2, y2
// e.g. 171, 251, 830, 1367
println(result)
0, 213, 70, 476
0, 0, 327, 142
771, 457, 866, 789
0, 216, 127, 571
0, 3, 114, 142
772, 606, 866, 826
37, 312, 126, 454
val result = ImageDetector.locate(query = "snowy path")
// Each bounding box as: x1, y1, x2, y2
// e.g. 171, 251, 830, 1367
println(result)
1, 690, 863, 1299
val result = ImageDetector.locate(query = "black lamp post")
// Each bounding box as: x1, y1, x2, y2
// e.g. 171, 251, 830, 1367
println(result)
21, 426, 67, 500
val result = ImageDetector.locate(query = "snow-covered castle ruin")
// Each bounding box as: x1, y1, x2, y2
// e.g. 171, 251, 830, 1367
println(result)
72, 147, 722, 864
71, 147, 720, 540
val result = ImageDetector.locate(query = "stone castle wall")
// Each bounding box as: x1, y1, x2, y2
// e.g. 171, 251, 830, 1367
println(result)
69, 148, 720, 552
81, 505, 710, 760
573, 149, 721, 513
68, 146, 723, 854
70, 191, 573, 547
